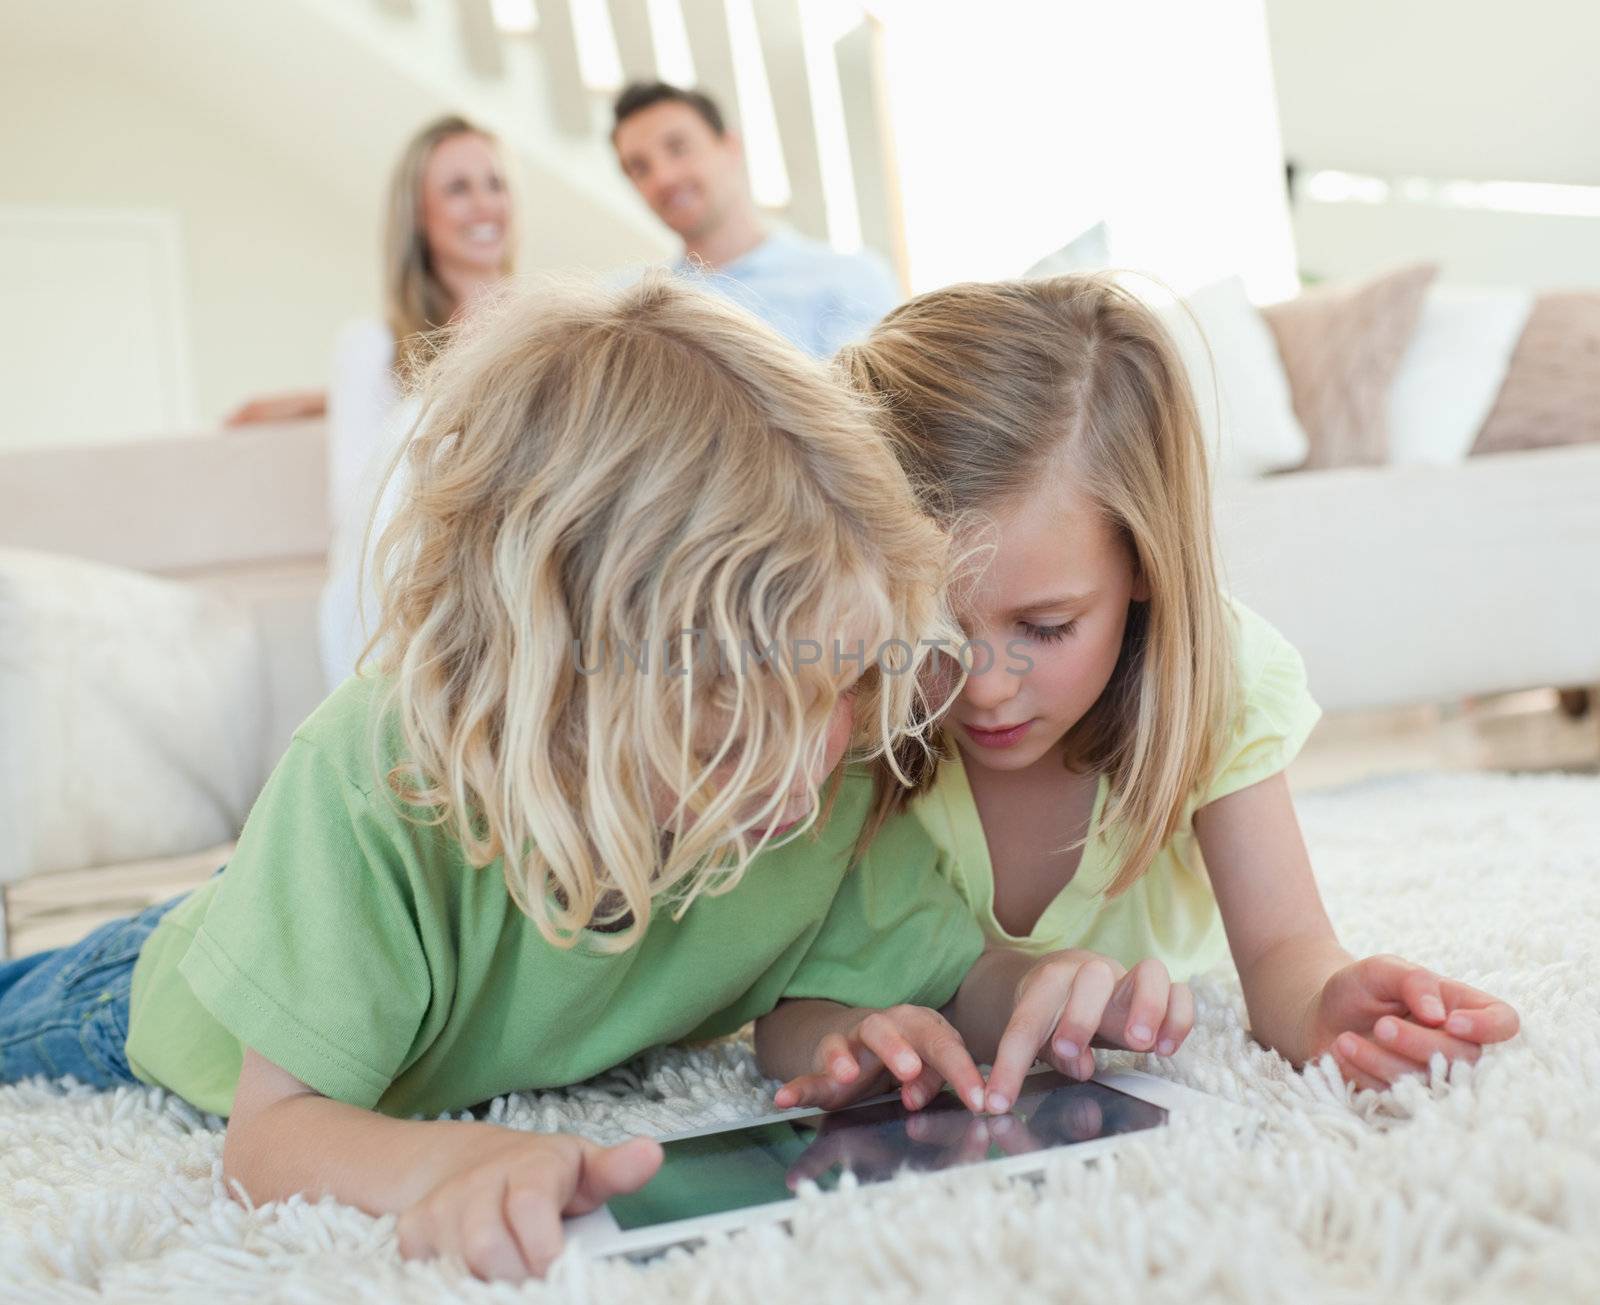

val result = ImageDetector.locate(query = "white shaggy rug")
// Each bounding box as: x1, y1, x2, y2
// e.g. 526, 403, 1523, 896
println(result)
3, 771, 1598, 1303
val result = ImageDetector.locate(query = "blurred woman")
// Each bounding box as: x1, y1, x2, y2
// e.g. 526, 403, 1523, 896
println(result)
316, 114, 517, 691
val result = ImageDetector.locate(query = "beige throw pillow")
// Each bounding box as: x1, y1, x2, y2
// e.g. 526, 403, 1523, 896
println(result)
1472, 292, 1600, 456
1260, 263, 1438, 470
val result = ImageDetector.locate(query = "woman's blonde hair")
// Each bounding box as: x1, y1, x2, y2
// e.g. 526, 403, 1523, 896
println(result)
842, 274, 1233, 898
369, 272, 957, 949
383, 114, 516, 376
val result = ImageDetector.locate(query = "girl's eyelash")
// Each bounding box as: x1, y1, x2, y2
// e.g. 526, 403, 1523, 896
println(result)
1021, 619, 1077, 644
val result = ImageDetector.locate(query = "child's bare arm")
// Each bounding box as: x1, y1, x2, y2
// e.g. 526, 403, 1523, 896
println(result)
753, 999, 863, 1084
754, 999, 987, 1113
1198, 771, 1518, 1085
1193, 770, 1351, 1063
224, 1049, 661, 1281
226, 1049, 489, 1212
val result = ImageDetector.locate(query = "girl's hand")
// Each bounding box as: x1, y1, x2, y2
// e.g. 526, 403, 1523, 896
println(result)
772, 1005, 988, 1115
984, 951, 1195, 1114
1305, 953, 1520, 1092
396, 1131, 662, 1282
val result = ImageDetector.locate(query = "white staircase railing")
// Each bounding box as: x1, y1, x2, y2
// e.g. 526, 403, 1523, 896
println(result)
326, 0, 905, 276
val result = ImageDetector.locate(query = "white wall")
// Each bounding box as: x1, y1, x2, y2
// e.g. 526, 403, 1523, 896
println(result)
1265, 0, 1600, 187
2, 207, 198, 450
1293, 200, 1600, 291
1266, 0, 1600, 289
0, 0, 672, 447
0, 49, 375, 437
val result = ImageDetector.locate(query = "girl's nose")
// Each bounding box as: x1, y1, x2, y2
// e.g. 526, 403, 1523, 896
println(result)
961, 655, 1021, 712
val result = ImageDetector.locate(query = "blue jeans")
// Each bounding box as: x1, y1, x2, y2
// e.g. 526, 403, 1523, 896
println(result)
0, 892, 188, 1089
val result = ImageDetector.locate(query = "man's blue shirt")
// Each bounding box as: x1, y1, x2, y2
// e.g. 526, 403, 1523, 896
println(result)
674, 228, 901, 358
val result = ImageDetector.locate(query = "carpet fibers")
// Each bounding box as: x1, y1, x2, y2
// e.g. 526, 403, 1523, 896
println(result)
3, 772, 1597, 1302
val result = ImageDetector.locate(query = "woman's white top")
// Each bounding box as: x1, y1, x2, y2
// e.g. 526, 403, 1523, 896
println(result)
317, 318, 419, 692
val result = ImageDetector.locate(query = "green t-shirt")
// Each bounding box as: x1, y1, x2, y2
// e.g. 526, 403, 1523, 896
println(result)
126, 677, 983, 1119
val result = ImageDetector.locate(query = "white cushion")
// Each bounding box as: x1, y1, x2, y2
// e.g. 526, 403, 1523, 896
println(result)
1023, 221, 1112, 278
1153, 276, 1310, 480
1387, 285, 1533, 466
0, 548, 265, 883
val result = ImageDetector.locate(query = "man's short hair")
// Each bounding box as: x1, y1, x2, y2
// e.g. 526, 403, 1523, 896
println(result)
612, 81, 727, 139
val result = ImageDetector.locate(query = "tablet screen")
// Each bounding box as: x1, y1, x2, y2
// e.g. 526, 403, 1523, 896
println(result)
606, 1071, 1167, 1232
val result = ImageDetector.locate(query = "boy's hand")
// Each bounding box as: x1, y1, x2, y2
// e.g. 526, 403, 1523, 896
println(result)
772, 1004, 988, 1115
396, 1130, 662, 1282
984, 951, 1194, 1113
1307, 953, 1520, 1092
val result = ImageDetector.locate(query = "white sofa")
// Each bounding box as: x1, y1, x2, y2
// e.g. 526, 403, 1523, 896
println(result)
2, 422, 1598, 952
0, 423, 327, 953
1216, 446, 1600, 710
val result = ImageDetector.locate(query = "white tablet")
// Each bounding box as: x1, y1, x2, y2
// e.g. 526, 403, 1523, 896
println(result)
566, 1066, 1251, 1261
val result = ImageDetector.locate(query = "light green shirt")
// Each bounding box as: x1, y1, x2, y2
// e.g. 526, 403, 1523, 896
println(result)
911, 600, 1321, 981
126, 677, 984, 1118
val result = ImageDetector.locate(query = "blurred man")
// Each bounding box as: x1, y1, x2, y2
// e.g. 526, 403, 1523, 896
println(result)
612, 81, 900, 359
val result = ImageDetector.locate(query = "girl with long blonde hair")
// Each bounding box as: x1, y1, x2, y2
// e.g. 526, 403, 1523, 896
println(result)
0, 275, 992, 1282
767, 274, 1520, 1118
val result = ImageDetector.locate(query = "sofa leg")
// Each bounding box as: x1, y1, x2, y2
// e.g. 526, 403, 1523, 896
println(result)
1557, 688, 1592, 720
